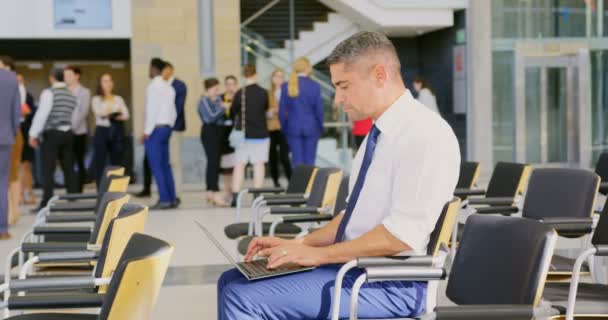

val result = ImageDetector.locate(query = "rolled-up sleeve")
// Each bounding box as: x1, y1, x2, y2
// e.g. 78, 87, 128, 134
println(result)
382, 133, 460, 254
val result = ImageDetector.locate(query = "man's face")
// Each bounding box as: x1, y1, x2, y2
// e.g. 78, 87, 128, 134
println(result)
64, 69, 78, 86
330, 62, 375, 121
225, 79, 238, 94
161, 66, 172, 80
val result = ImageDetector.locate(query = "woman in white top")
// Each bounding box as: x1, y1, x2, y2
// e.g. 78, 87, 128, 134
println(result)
91, 73, 130, 187
413, 76, 439, 114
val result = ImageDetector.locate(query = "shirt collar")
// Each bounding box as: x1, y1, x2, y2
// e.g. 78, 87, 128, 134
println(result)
169, 77, 175, 84
52, 82, 67, 89
374, 89, 414, 136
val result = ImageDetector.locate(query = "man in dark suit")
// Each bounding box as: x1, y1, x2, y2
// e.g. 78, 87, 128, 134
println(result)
165, 62, 187, 203
0, 55, 21, 239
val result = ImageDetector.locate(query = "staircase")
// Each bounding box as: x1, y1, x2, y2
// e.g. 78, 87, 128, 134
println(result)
241, 0, 334, 49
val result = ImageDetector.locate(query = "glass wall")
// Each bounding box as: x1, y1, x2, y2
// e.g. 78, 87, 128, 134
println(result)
491, 0, 608, 167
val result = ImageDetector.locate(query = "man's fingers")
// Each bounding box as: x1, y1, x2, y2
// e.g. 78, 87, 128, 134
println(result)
267, 254, 291, 269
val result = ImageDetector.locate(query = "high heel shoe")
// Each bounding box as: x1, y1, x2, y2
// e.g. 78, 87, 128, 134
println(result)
212, 192, 230, 207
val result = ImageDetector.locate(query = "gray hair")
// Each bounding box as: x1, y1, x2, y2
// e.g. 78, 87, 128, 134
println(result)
327, 31, 400, 69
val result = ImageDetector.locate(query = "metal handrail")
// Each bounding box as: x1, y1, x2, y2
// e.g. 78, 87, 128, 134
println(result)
241, 0, 281, 28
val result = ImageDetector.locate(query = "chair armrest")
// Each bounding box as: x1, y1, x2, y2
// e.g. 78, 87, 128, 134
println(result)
260, 194, 306, 201
365, 267, 446, 281
595, 244, 608, 256
539, 217, 593, 235
248, 187, 285, 194
453, 188, 486, 197
33, 226, 92, 235
468, 197, 515, 206
433, 305, 534, 319
264, 198, 308, 206
356, 255, 434, 268
9, 276, 96, 291
49, 202, 96, 212
21, 242, 90, 253
269, 206, 324, 214
37, 250, 99, 263
45, 213, 97, 223
282, 214, 334, 223
474, 206, 519, 215
57, 193, 98, 201
8, 293, 104, 310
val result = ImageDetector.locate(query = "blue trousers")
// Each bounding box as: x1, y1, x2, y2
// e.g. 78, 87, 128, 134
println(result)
217, 265, 426, 320
287, 135, 319, 167
144, 127, 176, 203
0, 146, 9, 233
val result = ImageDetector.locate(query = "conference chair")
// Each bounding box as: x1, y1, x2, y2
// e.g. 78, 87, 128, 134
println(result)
236, 175, 350, 255
450, 162, 531, 255
453, 161, 481, 202
472, 168, 599, 281
0, 233, 173, 320
225, 165, 318, 240
233, 168, 342, 256
338, 214, 558, 320
542, 196, 608, 320
14, 203, 148, 284
331, 197, 461, 319
6, 193, 130, 278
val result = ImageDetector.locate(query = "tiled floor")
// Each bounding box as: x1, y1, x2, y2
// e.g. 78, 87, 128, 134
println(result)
2, 184, 606, 319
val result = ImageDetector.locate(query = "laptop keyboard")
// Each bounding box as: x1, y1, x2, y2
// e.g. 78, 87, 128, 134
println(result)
238, 259, 298, 278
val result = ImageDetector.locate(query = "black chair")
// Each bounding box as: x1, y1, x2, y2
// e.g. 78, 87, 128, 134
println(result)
225, 165, 317, 240
2, 233, 174, 320
594, 152, 608, 196
338, 214, 557, 320
543, 195, 608, 320
454, 161, 481, 200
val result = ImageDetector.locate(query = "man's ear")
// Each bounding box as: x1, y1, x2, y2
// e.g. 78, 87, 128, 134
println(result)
372, 64, 388, 87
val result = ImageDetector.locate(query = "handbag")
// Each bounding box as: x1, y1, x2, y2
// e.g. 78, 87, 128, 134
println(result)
228, 86, 246, 148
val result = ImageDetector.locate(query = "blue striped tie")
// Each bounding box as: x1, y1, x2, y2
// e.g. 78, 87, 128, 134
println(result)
334, 124, 381, 243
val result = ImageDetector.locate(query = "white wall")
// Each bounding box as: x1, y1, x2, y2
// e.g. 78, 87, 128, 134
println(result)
0, 0, 131, 39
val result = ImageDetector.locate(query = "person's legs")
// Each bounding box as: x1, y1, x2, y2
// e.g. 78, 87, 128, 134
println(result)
57, 132, 78, 194
93, 128, 110, 188
278, 131, 292, 179
201, 126, 221, 192
72, 134, 87, 191
268, 130, 280, 186
303, 136, 319, 166
8, 131, 23, 224
287, 135, 303, 167
217, 265, 426, 320
0, 146, 11, 234
145, 129, 170, 203
39, 132, 59, 208
19, 161, 36, 205
160, 128, 176, 203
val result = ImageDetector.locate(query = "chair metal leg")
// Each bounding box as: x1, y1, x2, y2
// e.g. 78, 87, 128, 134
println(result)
349, 273, 367, 320
331, 260, 358, 320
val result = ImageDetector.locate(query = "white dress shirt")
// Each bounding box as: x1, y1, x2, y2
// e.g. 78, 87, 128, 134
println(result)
144, 76, 176, 135
70, 85, 91, 135
344, 90, 460, 254
91, 95, 130, 127
29, 82, 72, 139
417, 88, 439, 114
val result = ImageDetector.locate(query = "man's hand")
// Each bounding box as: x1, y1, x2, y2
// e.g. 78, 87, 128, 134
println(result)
29, 137, 39, 148
259, 243, 328, 269
244, 236, 296, 262
139, 134, 148, 145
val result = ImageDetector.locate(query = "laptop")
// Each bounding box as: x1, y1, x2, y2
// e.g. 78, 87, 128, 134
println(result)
195, 221, 315, 281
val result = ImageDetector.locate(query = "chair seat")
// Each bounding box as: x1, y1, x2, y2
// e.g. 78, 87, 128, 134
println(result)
549, 255, 589, 274
544, 282, 608, 315
7, 314, 97, 320
224, 222, 302, 239
238, 235, 296, 255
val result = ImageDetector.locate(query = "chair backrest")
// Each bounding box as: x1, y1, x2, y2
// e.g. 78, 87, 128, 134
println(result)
456, 162, 481, 189
592, 198, 608, 246
485, 162, 530, 198
97, 167, 125, 192
522, 168, 599, 221
333, 176, 349, 215
447, 215, 556, 306
595, 152, 608, 195
320, 169, 343, 210
89, 192, 130, 245
427, 197, 461, 256
306, 167, 342, 208
95, 203, 149, 293
107, 175, 130, 193
100, 233, 174, 320
286, 165, 317, 194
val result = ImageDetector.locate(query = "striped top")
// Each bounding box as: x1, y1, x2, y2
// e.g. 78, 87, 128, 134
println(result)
44, 86, 77, 131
